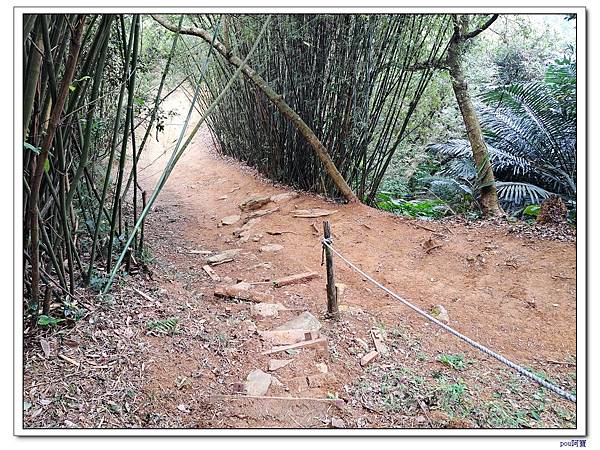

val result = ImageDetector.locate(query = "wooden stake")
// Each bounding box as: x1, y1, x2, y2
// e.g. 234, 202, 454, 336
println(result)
323, 221, 339, 320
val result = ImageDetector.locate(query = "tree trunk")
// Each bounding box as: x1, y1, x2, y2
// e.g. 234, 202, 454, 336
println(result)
447, 20, 502, 217
151, 14, 358, 203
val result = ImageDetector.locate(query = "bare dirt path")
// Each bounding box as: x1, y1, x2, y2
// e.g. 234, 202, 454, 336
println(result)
132, 94, 577, 428
23, 93, 577, 429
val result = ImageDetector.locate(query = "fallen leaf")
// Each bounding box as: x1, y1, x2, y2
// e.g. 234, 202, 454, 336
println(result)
177, 404, 190, 413
40, 339, 50, 358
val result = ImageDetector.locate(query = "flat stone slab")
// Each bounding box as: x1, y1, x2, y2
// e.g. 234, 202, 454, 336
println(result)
259, 329, 319, 346
207, 249, 240, 265
291, 208, 337, 218
275, 311, 321, 332
268, 359, 293, 372
239, 195, 271, 211
260, 244, 284, 253
270, 192, 298, 203
244, 369, 272, 396
221, 215, 241, 226
246, 207, 279, 220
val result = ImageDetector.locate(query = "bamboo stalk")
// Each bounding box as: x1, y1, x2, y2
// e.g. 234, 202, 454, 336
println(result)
106, 14, 140, 275
86, 15, 133, 284
102, 15, 271, 293
152, 14, 358, 203
28, 15, 85, 317
65, 15, 113, 210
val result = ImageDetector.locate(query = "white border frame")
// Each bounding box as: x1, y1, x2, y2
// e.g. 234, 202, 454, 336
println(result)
13, 4, 587, 437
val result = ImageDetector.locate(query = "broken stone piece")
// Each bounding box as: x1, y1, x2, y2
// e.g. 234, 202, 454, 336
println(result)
260, 243, 284, 253
335, 283, 347, 298
316, 362, 328, 373
239, 195, 272, 211
371, 329, 389, 355
272, 272, 319, 288
244, 369, 272, 396
275, 311, 322, 332
330, 417, 346, 428
207, 249, 240, 265
360, 350, 379, 367
431, 304, 449, 323
270, 192, 298, 203
268, 359, 293, 371
291, 208, 337, 218
270, 376, 285, 388
221, 215, 241, 226
246, 207, 279, 221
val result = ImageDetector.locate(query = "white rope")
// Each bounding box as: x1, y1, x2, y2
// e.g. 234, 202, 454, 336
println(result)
321, 237, 576, 403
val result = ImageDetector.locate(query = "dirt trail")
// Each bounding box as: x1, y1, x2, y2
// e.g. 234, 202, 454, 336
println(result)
23, 93, 576, 430
131, 93, 576, 428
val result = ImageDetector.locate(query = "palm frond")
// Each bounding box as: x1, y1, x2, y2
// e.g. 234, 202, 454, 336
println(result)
496, 181, 552, 206
428, 59, 576, 210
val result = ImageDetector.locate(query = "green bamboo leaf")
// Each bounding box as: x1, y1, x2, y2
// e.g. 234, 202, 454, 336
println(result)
37, 315, 65, 327
24, 142, 41, 154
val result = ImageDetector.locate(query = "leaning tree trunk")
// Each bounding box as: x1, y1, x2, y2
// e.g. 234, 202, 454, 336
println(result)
151, 14, 358, 203
447, 27, 502, 217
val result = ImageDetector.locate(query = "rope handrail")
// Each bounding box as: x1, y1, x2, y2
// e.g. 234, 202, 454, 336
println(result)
321, 237, 576, 403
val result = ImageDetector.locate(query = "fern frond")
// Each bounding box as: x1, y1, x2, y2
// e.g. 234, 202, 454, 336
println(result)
146, 317, 180, 334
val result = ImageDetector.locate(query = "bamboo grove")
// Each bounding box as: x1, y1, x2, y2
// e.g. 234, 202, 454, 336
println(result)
23, 13, 456, 325
194, 14, 453, 202
23, 14, 172, 323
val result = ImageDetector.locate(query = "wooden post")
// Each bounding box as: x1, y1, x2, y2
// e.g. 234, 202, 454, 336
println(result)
323, 221, 339, 319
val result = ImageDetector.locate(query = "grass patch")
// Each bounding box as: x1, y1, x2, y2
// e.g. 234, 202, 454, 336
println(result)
436, 353, 470, 371
376, 192, 449, 219
473, 400, 530, 428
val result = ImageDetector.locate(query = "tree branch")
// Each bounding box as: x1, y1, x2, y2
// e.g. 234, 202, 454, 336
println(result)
463, 14, 499, 40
